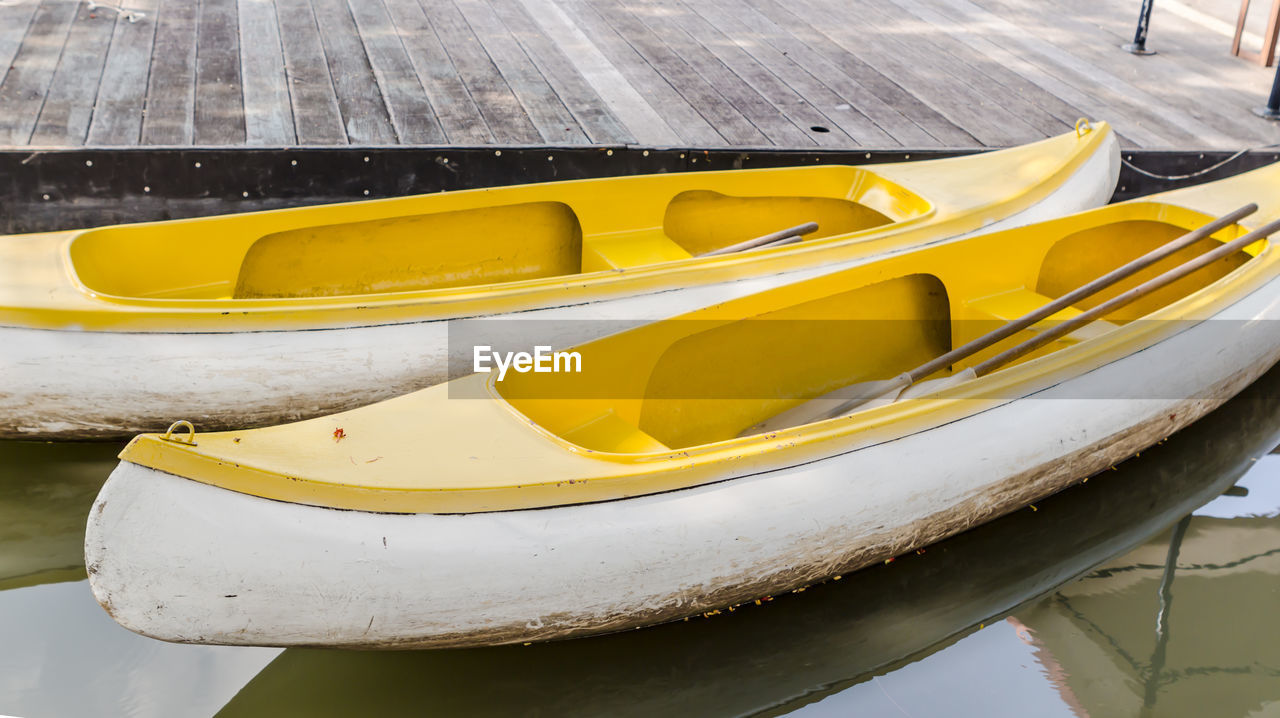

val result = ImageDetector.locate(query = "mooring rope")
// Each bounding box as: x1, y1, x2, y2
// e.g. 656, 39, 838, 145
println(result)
1121, 142, 1280, 181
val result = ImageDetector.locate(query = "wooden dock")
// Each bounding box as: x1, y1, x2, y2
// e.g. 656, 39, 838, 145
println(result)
2, 0, 1280, 149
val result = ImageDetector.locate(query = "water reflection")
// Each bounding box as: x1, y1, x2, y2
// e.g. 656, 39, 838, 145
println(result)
1, 372, 1276, 718
215, 364, 1280, 717
0, 442, 119, 590
0, 443, 280, 718
1015, 458, 1280, 718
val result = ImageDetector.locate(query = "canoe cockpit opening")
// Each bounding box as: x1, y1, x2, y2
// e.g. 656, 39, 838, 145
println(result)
67, 202, 585, 300
233, 203, 584, 298
955, 207, 1264, 372
499, 274, 953, 452
499, 205, 1269, 454
65, 166, 933, 301
580, 168, 931, 271
1033, 215, 1257, 323
661, 191, 893, 255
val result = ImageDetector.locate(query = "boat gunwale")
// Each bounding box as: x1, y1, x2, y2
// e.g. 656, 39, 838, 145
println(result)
91, 354, 1275, 648
5, 127, 1111, 331
118, 228, 1277, 514
58, 165, 938, 305
484, 232, 1276, 464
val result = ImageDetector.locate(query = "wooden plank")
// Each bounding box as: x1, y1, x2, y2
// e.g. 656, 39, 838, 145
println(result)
416, 0, 541, 144
489, 0, 635, 144
1082, 0, 1268, 90
729, 0, 974, 146
141, 0, 197, 145
908, 0, 1227, 147
451, 0, 586, 144
1021, 0, 1280, 147
0, 0, 78, 145
512, 0, 676, 144
860, 0, 1081, 136
274, 0, 346, 144
346, 0, 445, 143
1, 0, 1270, 151
932, 0, 1238, 146
649, 0, 862, 147
888, 0, 1167, 146
883, 0, 1093, 136
974, 0, 1280, 144
1054, 0, 1271, 101
194, 0, 246, 144
381, 0, 493, 143
310, 0, 396, 144
556, 0, 722, 144
777, 0, 1045, 146
238, 0, 295, 145
86, 0, 161, 145
586, 0, 768, 145
620, 0, 816, 146
0, 1, 40, 90
683, 0, 897, 147
30, 3, 116, 145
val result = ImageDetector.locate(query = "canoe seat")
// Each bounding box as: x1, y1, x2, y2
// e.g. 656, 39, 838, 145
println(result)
581, 230, 693, 272
559, 410, 670, 453
232, 202, 584, 298
966, 288, 1116, 343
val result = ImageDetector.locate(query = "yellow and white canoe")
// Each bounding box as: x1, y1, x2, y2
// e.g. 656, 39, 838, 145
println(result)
3, 125, 1116, 438
86, 158, 1280, 649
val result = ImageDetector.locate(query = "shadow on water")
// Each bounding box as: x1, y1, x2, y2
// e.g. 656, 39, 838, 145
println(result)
0, 442, 123, 591
0, 439, 284, 718
215, 362, 1280, 718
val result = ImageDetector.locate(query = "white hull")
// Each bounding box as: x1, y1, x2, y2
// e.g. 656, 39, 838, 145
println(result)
6, 147, 1118, 438
84, 273, 1280, 648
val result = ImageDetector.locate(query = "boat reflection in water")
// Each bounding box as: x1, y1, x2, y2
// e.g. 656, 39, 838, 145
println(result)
217, 362, 1280, 717
0, 442, 119, 591
0, 443, 281, 718
1016, 459, 1280, 716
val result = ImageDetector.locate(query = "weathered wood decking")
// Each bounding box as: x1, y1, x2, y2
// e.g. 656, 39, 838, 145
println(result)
1, 0, 1280, 149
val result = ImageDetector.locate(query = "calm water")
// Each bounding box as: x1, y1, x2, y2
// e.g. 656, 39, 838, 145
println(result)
2, 367, 1278, 717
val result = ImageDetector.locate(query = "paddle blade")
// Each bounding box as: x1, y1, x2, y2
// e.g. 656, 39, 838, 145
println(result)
740, 373, 912, 437
896, 368, 978, 400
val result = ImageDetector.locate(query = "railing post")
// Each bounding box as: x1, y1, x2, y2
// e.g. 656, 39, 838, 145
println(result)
1255, 59, 1280, 119
1122, 0, 1158, 55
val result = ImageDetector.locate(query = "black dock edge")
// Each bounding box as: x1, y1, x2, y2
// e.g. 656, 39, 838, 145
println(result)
2, 146, 1278, 234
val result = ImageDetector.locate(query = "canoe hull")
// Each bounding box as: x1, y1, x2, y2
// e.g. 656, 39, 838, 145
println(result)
7, 145, 1118, 439
84, 274, 1280, 648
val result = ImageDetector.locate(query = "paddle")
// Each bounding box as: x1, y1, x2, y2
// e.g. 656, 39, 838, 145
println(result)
699, 222, 819, 257
971, 215, 1280, 375
743, 204, 1262, 435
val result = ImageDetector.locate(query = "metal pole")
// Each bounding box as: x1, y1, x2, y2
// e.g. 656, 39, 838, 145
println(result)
1255, 59, 1280, 120
1123, 0, 1157, 55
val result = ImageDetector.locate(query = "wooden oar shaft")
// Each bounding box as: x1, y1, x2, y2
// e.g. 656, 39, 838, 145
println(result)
905, 204, 1257, 383
757, 234, 803, 250
699, 222, 819, 257
973, 216, 1280, 376
745, 206, 1260, 435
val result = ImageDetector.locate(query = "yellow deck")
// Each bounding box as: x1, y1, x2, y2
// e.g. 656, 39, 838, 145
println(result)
118, 159, 1280, 514
1, 126, 1109, 331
